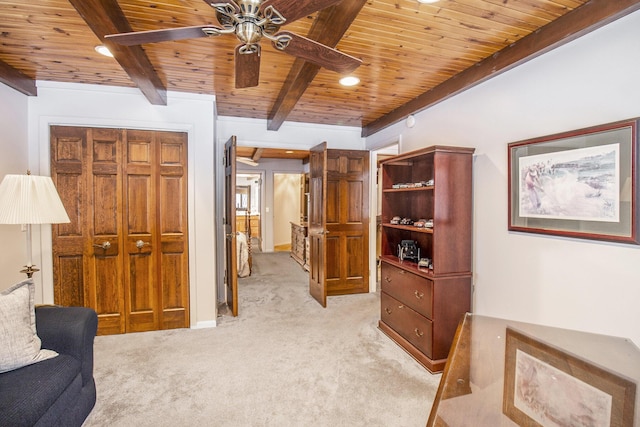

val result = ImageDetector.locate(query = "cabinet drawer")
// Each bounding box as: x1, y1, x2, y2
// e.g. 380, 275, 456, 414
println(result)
381, 292, 433, 358
381, 262, 433, 319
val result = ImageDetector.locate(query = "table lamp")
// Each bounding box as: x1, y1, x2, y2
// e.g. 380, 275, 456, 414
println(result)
0, 171, 70, 277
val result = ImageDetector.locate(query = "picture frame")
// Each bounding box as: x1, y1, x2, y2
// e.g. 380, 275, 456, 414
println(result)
503, 327, 636, 427
508, 118, 639, 244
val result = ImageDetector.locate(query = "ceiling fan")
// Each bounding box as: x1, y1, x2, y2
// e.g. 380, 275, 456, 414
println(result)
105, 0, 362, 88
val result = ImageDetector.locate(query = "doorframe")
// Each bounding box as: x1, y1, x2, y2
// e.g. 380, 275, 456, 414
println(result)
236, 170, 265, 251
367, 136, 402, 293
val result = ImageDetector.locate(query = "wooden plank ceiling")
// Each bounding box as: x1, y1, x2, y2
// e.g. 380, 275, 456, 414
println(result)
2, 0, 640, 141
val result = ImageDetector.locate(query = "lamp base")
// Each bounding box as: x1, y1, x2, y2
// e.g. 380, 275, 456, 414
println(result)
21, 265, 40, 278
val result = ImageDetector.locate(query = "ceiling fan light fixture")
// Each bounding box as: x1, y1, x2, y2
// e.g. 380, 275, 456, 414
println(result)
94, 45, 113, 57
339, 76, 360, 87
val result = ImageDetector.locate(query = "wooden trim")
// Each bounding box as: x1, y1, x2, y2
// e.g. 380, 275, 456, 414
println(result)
362, 0, 640, 137
68, 0, 167, 105
0, 59, 37, 96
267, 0, 366, 131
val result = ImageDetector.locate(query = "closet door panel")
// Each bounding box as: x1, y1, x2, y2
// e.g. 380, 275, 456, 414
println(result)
158, 131, 189, 329
89, 128, 125, 335
123, 130, 158, 333
51, 126, 86, 308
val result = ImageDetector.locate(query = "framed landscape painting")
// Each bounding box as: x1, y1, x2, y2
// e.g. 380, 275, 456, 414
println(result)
503, 328, 636, 427
508, 118, 640, 244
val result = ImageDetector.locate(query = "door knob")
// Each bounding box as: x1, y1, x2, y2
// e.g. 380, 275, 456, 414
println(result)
136, 240, 151, 249
93, 241, 111, 250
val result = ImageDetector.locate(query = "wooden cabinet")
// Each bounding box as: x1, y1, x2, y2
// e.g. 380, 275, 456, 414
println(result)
236, 214, 260, 237
290, 222, 307, 268
378, 145, 474, 373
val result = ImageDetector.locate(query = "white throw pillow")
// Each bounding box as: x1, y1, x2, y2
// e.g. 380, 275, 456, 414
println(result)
0, 279, 57, 373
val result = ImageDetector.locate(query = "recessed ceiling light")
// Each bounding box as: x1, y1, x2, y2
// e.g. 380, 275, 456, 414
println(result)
339, 76, 360, 87
94, 45, 113, 57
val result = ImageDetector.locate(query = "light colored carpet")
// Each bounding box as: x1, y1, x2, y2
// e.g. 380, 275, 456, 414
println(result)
83, 252, 441, 426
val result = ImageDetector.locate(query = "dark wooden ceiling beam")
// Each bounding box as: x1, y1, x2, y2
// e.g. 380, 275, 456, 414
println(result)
267, 0, 367, 131
362, 0, 640, 137
68, 0, 167, 105
0, 59, 37, 96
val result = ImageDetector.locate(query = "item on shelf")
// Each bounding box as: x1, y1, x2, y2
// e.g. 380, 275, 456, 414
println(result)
390, 216, 401, 224
414, 180, 434, 187
398, 240, 420, 262
418, 257, 432, 269
392, 183, 412, 189
424, 219, 434, 228
400, 217, 414, 225
414, 219, 427, 228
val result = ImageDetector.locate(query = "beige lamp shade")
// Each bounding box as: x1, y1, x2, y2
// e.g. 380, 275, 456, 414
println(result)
0, 174, 70, 224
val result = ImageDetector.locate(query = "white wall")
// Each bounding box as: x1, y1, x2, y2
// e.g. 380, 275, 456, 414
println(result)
366, 11, 640, 346
0, 84, 31, 289
26, 81, 217, 328
216, 116, 364, 150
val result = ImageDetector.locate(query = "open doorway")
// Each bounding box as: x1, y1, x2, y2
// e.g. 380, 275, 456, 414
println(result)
236, 173, 263, 253
273, 173, 304, 252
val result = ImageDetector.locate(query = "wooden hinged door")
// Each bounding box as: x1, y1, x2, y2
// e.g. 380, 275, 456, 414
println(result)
308, 143, 328, 306
308, 144, 370, 307
224, 136, 238, 316
51, 126, 189, 335
324, 149, 370, 296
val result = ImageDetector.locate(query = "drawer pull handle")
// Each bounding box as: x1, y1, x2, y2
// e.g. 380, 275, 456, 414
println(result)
385, 307, 392, 315
385, 276, 392, 283
414, 290, 424, 299
414, 328, 424, 337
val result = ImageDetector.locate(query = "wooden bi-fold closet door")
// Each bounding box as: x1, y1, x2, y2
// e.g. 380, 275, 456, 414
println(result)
50, 126, 189, 335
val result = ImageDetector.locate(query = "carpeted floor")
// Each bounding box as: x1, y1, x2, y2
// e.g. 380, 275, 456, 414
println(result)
83, 252, 441, 426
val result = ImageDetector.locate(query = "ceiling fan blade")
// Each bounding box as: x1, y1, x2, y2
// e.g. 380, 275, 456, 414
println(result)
261, 0, 343, 24
105, 25, 224, 46
235, 45, 261, 89
274, 31, 362, 74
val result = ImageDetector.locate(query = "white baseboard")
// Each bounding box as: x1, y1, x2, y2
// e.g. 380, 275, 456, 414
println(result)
192, 320, 217, 329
